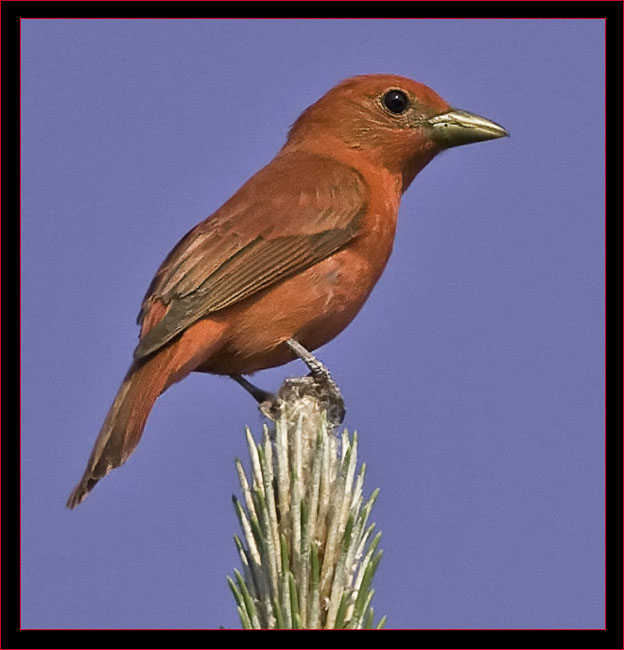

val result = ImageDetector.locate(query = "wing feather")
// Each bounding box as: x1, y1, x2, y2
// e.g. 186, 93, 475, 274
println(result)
134, 152, 367, 360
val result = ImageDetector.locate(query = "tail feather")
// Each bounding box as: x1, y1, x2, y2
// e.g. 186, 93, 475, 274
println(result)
67, 318, 228, 509
66, 351, 174, 509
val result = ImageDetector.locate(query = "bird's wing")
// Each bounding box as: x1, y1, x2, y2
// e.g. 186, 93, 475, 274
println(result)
134, 152, 368, 359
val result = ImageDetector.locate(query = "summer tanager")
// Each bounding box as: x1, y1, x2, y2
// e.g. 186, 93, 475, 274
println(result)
67, 74, 507, 508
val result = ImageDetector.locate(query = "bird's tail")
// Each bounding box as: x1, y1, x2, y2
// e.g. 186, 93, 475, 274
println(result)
66, 318, 229, 509
66, 352, 171, 509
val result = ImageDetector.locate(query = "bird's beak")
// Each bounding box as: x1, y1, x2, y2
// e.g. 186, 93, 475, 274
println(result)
427, 108, 509, 148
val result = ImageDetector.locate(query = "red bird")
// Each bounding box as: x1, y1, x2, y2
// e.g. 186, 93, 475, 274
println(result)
67, 74, 507, 508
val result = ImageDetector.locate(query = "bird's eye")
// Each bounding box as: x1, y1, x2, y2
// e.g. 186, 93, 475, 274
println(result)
382, 89, 410, 114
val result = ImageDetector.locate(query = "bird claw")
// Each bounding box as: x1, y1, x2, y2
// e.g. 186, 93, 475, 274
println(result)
259, 338, 346, 426
232, 340, 346, 426
259, 374, 346, 427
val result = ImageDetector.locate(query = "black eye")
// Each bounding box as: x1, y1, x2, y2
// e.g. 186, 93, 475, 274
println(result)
382, 89, 409, 114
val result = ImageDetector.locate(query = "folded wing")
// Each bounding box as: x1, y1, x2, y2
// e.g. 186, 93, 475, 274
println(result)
134, 152, 368, 359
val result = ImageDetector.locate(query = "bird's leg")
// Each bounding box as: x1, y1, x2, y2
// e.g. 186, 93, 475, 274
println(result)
231, 342, 346, 426
285, 339, 339, 391
284, 338, 345, 424
229, 374, 273, 404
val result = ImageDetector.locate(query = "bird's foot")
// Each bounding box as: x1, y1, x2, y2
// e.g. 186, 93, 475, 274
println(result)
230, 341, 346, 426
285, 339, 336, 386
230, 374, 273, 404
260, 373, 345, 426
273, 339, 346, 425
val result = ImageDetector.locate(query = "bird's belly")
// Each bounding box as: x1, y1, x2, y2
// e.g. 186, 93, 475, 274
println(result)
198, 247, 384, 374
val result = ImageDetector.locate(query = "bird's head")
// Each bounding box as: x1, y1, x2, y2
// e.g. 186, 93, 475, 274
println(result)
286, 74, 508, 191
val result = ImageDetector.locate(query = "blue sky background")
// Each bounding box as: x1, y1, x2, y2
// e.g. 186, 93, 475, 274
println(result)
21, 19, 605, 629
